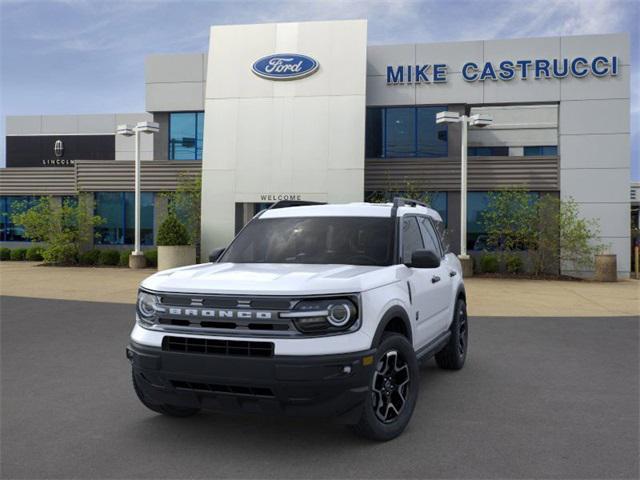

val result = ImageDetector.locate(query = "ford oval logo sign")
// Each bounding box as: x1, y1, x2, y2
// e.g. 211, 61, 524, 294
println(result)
252, 53, 319, 80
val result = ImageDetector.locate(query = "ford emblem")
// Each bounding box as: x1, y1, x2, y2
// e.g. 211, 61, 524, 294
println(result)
252, 53, 319, 80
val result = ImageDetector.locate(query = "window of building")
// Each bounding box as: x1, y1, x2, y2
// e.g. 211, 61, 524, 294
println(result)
523, 145, 558, 156
365, 106, 448, 158
468, 146, 509, 156
401, 216, 424, 263
0, 196, 39, 242
95, 192, 154, 245
169, 112, 204, 160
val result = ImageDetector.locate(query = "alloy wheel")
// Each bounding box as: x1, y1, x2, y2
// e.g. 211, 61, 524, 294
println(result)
371, 350, 411, 423
458, 305, 468, 356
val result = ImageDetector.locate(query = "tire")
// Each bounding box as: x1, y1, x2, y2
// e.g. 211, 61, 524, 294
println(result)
435, 298, 468, 370
132, 370, 200, 417
351, 333, 419, 441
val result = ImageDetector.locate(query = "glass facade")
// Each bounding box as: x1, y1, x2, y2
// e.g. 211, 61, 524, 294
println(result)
169, 112, 204, 160
0, 196, 39, 242
468, 146, 509, 156
524, 146, 558, 156
95, 192, 154, 245
365, 106, 448, 158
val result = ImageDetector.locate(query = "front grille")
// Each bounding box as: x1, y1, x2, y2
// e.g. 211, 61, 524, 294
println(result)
171, 380, 274, 398
162, 336, 274, 357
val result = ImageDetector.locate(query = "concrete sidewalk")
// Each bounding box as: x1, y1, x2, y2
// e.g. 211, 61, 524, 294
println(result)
0, 261, 638, 317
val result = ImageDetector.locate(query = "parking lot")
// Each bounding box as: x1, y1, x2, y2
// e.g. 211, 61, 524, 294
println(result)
1, 295, 638, 479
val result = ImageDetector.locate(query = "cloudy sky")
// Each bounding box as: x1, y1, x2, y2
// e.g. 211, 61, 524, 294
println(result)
1, 0, 638, 178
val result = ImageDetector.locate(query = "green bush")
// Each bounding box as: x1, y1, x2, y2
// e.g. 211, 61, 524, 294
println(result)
157, 214, 190, 246
79, 249, 101, 266
119, 251, 130, 267
10, 248, 27, 261
144, 249, 158, 267
505, 254, 524, 274
0, 248, 10, 261
25, 246, 44, 261
42, 244, 78, 265
98, 249, 121, 266
479, 254, 499, 273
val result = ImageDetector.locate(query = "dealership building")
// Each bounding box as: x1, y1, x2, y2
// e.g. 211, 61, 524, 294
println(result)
0, 20, 632, 277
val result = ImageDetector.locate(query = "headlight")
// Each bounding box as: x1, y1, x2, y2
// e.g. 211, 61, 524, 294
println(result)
136, 290, 161, 326
282, 297, 359, 334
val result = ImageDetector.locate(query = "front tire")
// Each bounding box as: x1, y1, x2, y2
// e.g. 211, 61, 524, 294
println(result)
435, 298, 468, 370
352, 333, 419, 441
132, 370, 200, 417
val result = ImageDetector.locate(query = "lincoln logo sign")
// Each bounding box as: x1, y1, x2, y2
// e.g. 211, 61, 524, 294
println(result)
54, 139, 64, 158
386, 55, 620, 84
252, 53, 319, 80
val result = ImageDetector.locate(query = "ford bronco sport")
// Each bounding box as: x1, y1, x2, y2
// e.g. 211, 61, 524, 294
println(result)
127, 198, 468, 441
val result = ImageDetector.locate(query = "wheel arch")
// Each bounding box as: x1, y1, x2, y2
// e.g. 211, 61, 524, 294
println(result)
371, 306, 413, 348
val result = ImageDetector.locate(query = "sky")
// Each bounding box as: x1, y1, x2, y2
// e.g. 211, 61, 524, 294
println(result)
1, 0, 638, 178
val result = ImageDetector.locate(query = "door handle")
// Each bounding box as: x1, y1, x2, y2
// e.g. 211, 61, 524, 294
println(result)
449, 270, 457, 277
431, 275, 441, 284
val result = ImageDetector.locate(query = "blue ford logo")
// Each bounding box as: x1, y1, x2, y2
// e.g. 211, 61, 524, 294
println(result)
252, 53, 319, 80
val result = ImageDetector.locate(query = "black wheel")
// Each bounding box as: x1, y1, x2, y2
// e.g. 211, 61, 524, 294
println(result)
351, 333, 419, 441
132, 370, 200, 417
435, 298, 468, 370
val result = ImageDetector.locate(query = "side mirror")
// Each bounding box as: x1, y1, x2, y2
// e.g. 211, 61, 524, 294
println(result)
208, 247, 225, 263
407, 249, 440, 269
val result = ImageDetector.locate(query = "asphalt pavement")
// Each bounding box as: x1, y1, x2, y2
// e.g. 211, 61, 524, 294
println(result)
1, 296, 638, 479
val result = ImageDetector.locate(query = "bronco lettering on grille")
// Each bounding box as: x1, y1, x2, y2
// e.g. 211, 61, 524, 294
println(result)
164, 308, 273, 320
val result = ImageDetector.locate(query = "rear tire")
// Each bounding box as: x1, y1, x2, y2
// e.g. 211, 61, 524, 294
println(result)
132, 370, 200, 417
435, 298, 468, 370
351, 333, 419, 441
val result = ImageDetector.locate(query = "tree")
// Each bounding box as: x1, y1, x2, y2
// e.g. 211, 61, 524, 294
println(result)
11, 196, 104, 265
163, 173, 201, 246
157, 214, 190, 246
480, 188, 537, 252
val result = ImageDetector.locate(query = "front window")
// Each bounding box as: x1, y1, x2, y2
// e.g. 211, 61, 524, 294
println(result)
221, 217, 394, 266
169, 112, 204, 160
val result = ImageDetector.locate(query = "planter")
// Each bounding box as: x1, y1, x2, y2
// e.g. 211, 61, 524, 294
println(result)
594, 254, 617, 282
158, 245, 196, 271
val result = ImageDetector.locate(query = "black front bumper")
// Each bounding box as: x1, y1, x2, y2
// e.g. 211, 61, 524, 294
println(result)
127, 341, 376, 424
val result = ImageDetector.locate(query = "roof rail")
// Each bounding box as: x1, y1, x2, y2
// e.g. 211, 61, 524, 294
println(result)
390, 197, 429, 217
268, 200, 326, 210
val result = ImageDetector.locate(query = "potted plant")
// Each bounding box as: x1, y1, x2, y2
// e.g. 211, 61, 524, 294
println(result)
594, 246, 616, 282
156, 214, 196, 271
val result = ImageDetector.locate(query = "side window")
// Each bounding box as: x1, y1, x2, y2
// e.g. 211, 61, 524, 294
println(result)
402, 217, 424, 263
418, 217, 443, 257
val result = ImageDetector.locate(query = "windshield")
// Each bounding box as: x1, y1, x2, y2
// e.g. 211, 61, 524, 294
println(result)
220, 216, 394, 266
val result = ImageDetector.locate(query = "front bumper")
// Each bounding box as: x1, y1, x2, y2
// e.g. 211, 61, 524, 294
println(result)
127, 341, 376, 424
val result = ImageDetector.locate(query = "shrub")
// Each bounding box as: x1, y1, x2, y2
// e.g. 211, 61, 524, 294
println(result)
99, 249, 121, 266
0, 248, 10, 261
479, 254, 499, 273
157, 214, 190, 246
79, 249, 101, 266
10, 248, 27, 261
505, 254, 524, 274
25, 246, 44, 261
43, 244, 78, 265
144, 249, 158, 267
119, 251, 130, 267
11, 196, 104, 265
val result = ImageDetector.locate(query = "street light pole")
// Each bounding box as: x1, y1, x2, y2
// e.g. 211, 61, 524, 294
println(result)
116, 121, 159, 268
134, 127, 141, 255
460, 118, 468, 258
436, 111, 492, 272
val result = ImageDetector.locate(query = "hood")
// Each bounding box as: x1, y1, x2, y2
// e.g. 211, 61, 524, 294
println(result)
141, 262, 402, 296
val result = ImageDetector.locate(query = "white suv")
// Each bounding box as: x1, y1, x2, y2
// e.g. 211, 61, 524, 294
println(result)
127, 198, 468, 441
